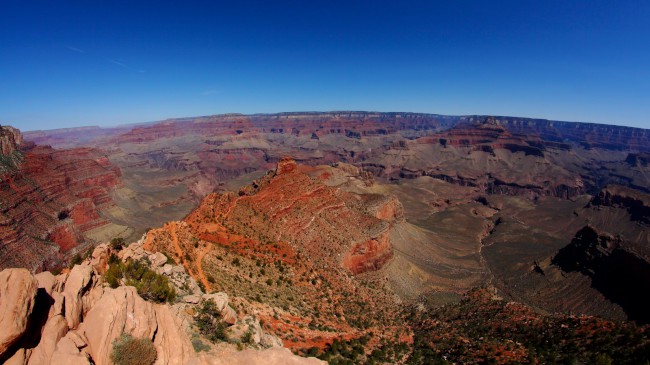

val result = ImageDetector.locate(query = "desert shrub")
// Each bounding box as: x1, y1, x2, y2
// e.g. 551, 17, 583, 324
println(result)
111, 333, 157, 365
108, 253, 120, 265
69, 253, 83, 268
195, 300, 228, 342
110, 237, 125, 251
105, 261, 124, 288
191, 338, 210, 352
105, 260, 176, 302
197, 281, 206, 293
241, 329, 254, 344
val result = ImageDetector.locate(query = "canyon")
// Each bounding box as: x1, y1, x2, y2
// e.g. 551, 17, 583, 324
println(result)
2, 112, 650, 364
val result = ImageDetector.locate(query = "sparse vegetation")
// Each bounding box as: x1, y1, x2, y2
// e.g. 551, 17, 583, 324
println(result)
110, 333, 157, 365
195, 300, 228, 342
104, 259, 176, 303
69, 253, 83, 268
406, 288, 650, 365
110, 237, 125, 251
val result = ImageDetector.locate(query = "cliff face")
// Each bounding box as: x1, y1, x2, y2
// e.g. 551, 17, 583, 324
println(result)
552, 226, 650, 324
0, 125, 23, 155
590, 185, 650, 224
1, 126, 122, 272
19, 113, 650, 238
495, 117, 650, 152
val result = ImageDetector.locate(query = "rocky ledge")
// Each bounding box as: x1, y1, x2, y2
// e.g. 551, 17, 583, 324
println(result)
0, 240, 323, 365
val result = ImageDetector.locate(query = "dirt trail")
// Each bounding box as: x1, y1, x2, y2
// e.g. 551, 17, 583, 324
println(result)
167, 222, 184, 259
195, 242, 213, 291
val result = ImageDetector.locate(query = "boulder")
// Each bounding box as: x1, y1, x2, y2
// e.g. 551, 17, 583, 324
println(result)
221, 305, 237, 326
202, 292, 237, 324
50, 335, 91, 365
261, 333, 283, 348
62, 265, 93, 329
26, 315, 68, 365
77, 286, 157, 365
152, 305, 195, 365
202, 292, 229, 312
119, 241, 147, 262
90, 244, 110, 275
148, 252, 167, 268
35, 271, 56, 296
0, 268, 39, 357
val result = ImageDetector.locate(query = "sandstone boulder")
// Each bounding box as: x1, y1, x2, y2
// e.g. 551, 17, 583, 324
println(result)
77, 286, 157, 365
0, 268, 39, 357
119, 240, 147, 262
202, 292, 237, 324
148, 252, 167, 268
90, 244, 110, 275
202, 292, 229, 311
26, 314, 68, 365
62, 265, 93, 329
35, 271, 56, 296
50, 334, 91, 365
221, 305, 237, 325
152, 305, 195, 365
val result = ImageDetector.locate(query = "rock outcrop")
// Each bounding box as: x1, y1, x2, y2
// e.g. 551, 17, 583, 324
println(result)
0, 269, 38, 359
0, 125, 23, 156
0, 241, 321, 365
552, 226, 650, 324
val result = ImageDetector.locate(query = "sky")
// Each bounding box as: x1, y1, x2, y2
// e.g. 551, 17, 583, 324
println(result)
1, 0, 649, 131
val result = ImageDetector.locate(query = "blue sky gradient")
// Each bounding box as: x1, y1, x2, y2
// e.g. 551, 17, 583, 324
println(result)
1, 1, 649, 130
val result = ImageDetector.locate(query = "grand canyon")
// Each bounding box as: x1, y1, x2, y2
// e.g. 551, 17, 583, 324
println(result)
1, 112, 649, 364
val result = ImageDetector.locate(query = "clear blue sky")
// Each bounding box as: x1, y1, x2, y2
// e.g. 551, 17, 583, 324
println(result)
1, 1, 649, 131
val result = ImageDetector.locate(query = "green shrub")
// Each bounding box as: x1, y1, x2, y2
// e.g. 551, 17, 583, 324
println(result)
111, 333, 157, 365
110, 237, 125, 251
105, 260, 176, 302
195, 300, 228, 342
69, 253, 83, 268
241, 329, 254, 344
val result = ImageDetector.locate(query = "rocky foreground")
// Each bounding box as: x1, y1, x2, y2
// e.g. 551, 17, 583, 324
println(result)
0, 241, 324, 365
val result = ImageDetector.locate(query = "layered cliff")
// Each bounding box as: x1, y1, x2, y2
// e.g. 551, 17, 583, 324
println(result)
1, 126, 122, 272
19, 113, 650, 241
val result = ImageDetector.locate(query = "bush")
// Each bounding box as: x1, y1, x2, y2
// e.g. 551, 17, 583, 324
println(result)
195, 300, 228, 342
191, 338, 210, 352
105, 259, 176, 302
241, 329, 254, 344
110, 237, 125, 251
111, 333, 157, 365
69, 253, 83, 268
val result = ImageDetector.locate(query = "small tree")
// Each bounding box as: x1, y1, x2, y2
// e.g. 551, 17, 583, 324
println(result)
110, 237, 125, 251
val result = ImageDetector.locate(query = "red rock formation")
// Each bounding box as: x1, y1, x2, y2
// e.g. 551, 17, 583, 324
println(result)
342, 231, 393, 274
0, 126, 23, 156
1, 127, 122, 272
